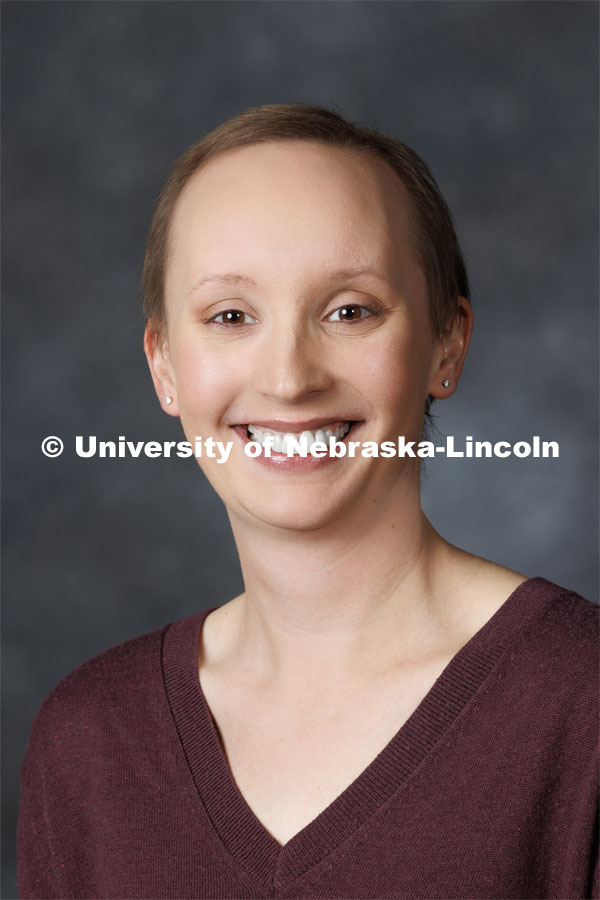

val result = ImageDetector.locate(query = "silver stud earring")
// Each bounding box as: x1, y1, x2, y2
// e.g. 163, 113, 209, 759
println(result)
442, 379, 450, 388
165, 396, 173, 405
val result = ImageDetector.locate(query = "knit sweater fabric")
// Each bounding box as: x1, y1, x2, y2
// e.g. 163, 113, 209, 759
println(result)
18, 577, 599, 899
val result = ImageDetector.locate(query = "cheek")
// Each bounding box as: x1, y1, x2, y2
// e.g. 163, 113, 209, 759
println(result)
170, 338, 240, 427
344, 325, 435, 414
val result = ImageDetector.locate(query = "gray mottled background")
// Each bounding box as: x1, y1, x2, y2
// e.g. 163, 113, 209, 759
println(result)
2, 1, 598, 895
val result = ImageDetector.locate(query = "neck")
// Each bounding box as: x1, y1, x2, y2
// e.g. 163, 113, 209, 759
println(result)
224, 477, 456, 694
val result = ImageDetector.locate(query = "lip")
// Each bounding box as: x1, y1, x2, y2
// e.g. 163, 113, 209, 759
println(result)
231, 418, 358, 432
230, 420, 363, 471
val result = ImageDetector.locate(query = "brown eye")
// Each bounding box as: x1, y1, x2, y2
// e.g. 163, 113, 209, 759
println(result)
327, 305, 372, 322
210, 309, 257, 325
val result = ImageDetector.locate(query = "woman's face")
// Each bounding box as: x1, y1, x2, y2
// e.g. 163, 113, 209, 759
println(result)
147, 141, 455, 531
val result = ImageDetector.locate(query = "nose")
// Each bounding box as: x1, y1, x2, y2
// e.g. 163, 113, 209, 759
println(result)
253, 325, 333, 403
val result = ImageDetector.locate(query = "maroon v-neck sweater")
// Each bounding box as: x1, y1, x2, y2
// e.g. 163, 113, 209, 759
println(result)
18, 578, 599, 899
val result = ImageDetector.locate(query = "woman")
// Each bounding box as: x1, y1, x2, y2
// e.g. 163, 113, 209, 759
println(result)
18, 105, 598, 899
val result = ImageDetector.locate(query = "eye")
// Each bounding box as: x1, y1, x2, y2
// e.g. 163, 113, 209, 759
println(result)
326, 304, 373, 322
209, 309, 257, 326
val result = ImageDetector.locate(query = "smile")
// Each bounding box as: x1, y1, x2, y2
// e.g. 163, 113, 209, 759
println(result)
246, 421, 352, 454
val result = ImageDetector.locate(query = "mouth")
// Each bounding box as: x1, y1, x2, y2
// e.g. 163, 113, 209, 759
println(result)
233, 420, 359, 455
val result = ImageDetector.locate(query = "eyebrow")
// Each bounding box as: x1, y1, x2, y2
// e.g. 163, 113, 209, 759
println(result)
187, 272, 257, 294
187, 266, 392, 295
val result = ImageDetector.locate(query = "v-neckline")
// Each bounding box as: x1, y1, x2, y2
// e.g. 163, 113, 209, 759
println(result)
162, 576, 554, 891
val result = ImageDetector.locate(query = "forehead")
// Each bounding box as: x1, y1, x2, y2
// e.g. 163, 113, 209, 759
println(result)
167, 141, 420, 293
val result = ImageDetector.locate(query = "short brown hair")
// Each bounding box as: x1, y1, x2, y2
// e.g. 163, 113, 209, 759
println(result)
142, 103, 469, 339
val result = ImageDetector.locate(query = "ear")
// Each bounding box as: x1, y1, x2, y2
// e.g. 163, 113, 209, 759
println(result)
428, 297, 473, 399
143, 322, 180, 417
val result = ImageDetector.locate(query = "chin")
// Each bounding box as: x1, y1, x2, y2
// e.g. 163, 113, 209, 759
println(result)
235, 490, 355, 533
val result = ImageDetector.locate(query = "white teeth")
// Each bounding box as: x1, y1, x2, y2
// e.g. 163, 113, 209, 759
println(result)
270, 432, 283, 452
246, 422, 352, 454
281, 433, 298, 454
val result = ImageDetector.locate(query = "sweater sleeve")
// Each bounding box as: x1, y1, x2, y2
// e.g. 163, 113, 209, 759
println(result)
16, 675, 101, 899
17, 807, 57, 899
592, 802, 600, 900
16, 627, 168, 900
17, 700, 59, 898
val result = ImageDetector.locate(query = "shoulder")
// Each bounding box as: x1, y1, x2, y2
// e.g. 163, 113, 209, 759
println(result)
523, 577, 598, 660
509, 578, 599, 739
42, 624, 165, 708
534, 579, 598, 702
449, 549, 598, 657
502, 576, 599, 677
441, 549, 597, 665
456, 562, 599, 728
22, 620, 180, 767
